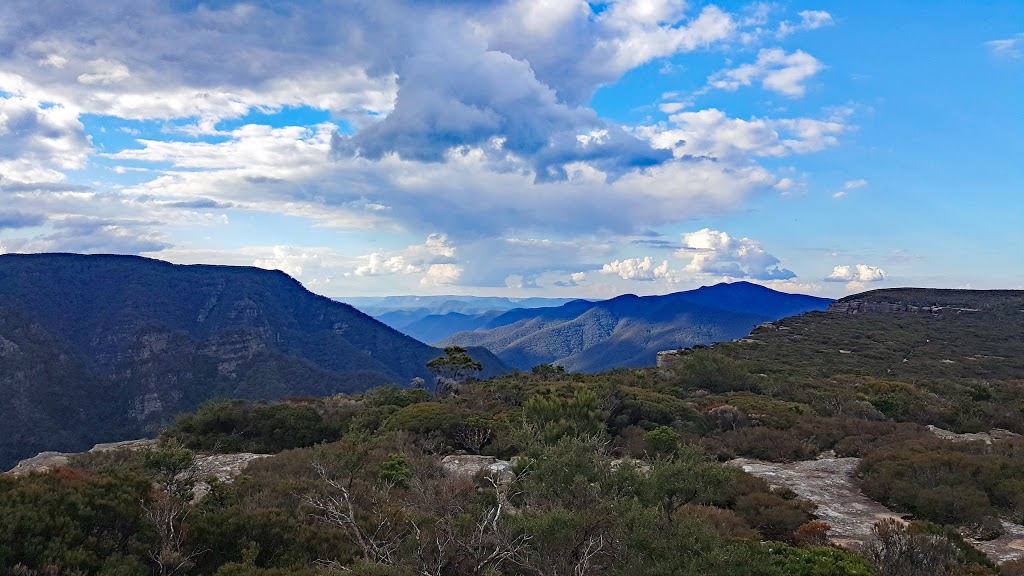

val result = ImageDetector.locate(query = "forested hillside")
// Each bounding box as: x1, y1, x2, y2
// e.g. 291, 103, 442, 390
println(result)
3, 287, 1022, 575
441, 282, 831, 371
0, 254, 506, 468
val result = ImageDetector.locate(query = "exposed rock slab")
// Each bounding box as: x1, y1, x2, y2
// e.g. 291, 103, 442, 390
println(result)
441, 455, 514, 483
730, 456, 1024, 564
927, 425, 1020, 445
190, 452, 271, 501
729, 457, 902, 549
4, 439, 158, 476
5, 439, 268, 501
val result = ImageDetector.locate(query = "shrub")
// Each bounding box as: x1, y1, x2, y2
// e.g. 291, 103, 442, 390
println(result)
166, 399, 341, 453
733, 492, 815, 542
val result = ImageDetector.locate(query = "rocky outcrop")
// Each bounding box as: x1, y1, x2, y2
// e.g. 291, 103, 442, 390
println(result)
829, 301, 938, 314
829, 300, 981, 315
655, 349, 684, 368
190, 452, 271, 501
927, 425, 1021, 445
440, 455, 515, 483
730, 456, 903, 549
5, 439, 269, 503
4, 439, 158, 476
730, 456, 1024, 564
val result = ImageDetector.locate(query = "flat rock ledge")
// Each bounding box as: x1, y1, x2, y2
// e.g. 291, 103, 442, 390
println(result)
190, 452, 271, 501
729, 456, 1024, 564
5, 440, 270, 503
4, 439, 159, 477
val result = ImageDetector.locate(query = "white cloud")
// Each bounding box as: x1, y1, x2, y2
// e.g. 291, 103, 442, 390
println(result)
0, 1, 856, 295
353, 234, 459, 282
776, 10, 834, 38
986, 34, 1024, 58
421, 263, 464, 286
76, 58, 131, 85
104, 119, 788, 239
0, 96, 93, 183
825, 264, 886, 290
254, 246, 326, 279
707, 48, 825, 97
833, 178, 867, 198
644, 108, 848, 162
601, 256, 676, 282
678, 228, 795, 280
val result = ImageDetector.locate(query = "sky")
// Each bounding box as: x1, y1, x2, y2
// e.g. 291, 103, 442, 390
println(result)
0, 1, 1021, 299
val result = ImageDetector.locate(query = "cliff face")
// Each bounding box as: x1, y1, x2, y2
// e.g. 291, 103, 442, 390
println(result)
828, 287, 1006, 315
0, 253, 509, 469
828, 300, 950, 314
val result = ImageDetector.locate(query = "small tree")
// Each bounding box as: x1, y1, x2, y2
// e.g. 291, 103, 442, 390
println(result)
141, 441, 205, 576
427, 346, 482, 396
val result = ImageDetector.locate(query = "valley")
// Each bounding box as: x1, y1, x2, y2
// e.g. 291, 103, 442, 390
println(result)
2, 257, 1023, 575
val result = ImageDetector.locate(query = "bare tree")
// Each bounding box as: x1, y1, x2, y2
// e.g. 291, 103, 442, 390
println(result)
451, 418, 493, 453
307, 461, 411, 566
140, 443, 206, 576
407, 463, 531, 575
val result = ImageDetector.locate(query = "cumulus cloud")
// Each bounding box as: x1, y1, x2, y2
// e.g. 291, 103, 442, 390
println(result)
483, 1, 737, 104
253, 246, 328, 279
986, 34, 1023, 58
825, 264, 886, 283
678, 228, 795, 280
421, 263, 464, 286
0, 1, 851, 292
352, 234, 460, 285
601, 256, 676, 282
0, 0, 743, 183
643, 108, 847, 163
707, 48, 825, 97
0, 96, 93, 184
553, 270, 588, 287
776, 10, 834, 38
108, 121, 785, 238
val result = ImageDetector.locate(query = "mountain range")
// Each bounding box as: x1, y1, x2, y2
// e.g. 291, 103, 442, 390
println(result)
0, 253, 507, 469
438, 282, 832, 372
344, 295, 580, 343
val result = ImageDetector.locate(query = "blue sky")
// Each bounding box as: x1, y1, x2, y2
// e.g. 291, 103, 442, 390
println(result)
0, 1, 1020, 298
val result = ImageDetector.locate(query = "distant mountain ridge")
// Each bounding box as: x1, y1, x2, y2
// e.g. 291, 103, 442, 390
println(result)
344, 294, 581, 343
440, 282, 832, 372
0, 253, 507, 469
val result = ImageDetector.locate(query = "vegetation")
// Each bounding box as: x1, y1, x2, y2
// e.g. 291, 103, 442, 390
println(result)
0, 253, 507, 469
2, 286, 1022, 574
427, 346, 483, 395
